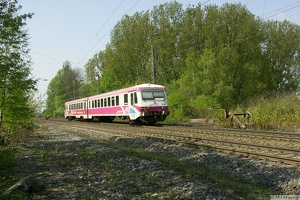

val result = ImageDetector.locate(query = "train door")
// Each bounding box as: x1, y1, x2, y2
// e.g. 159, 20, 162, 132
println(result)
84, 100, 87, 119
64, 104, 68, 118
129, 91, 138, 120
86, 99, 90, 119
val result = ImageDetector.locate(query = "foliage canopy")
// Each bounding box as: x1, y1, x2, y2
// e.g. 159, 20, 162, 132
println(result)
45, 2, 300, 123
0, 0, 35, 133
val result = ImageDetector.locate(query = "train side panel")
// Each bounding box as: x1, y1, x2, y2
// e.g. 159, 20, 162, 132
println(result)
64, 84, 169, 124
64, 98, 88, 120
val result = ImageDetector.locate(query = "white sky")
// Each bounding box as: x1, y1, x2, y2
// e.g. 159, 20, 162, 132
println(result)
17, 0, 300, 97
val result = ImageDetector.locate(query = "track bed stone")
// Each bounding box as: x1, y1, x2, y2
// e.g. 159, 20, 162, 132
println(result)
12, 123, 300, 199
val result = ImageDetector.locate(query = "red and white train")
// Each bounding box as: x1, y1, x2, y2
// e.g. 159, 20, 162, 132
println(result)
64, 83, 169, 125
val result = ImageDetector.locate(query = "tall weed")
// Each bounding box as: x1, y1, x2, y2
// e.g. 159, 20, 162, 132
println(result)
224, 92, 300, 132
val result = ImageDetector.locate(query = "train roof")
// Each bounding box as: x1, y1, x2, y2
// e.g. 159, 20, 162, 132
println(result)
65, 83, 166, 104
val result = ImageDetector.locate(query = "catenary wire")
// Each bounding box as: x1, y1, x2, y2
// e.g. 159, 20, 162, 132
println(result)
77, 0, 142, 64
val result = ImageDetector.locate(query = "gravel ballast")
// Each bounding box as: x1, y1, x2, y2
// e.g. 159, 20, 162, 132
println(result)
13, 123, 300, 199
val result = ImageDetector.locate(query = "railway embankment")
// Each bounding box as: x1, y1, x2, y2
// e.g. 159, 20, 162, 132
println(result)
2, 121, 300, 199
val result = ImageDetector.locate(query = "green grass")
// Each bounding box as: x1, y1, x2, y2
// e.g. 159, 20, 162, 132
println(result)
99, 140, 279, 200
213, 92, 300, 132
0, 147, 29, 200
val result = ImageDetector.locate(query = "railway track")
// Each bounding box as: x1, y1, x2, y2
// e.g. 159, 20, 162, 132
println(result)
40, 118, 300, 166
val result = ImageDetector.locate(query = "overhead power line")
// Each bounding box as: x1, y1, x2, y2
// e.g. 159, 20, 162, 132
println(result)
77, 0, 142, 64
264, 3, 300, 20
31, 51, 64, 63
73, 0, 125, 63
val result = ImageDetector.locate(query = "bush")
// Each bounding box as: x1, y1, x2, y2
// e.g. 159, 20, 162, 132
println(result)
220, 92, 300, 132
165, 86, 191, 123
247, 92, 300, 131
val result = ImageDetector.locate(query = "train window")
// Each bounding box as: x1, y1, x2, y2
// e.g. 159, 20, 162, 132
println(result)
134, 92, 138, 103
89, 101, 91, 109
92, 100, 94, 108
104, 98, 107, 107
142, 90, 165, 100
97, 99, 100, 107
108, 97, 111, 107
130, 93, 134, 105
124, 94, 128, 105
84, 102, 86, 109
116, 96, 119, 106
101, 99, 103, 107
111, 98, 114, 106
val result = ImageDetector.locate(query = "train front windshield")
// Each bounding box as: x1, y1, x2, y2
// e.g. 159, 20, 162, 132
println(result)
142, 90, 165, 100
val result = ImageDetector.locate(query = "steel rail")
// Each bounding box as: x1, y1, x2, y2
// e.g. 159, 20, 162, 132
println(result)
60, 122, 300, 166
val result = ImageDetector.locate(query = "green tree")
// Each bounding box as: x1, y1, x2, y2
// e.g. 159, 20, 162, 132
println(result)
45, 61, 83, 117
84, 53, 102, 95
107, 11, 153, 86
150, 2, 184, 83
0, 0, 34, 131
261, 20, 300, 93
82, 1, 300, 118
206, 3, 264, 106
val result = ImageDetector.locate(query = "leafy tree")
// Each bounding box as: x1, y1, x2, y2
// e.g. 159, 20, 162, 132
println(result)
0, 0, 34, 131
107, 11, 153, 86
84, 53, 102, 95
45, 61, 83, 117
201, 3, 265, 106
261, 20, 300, 93
150, 2, 185, 83
76, 1, 300, 121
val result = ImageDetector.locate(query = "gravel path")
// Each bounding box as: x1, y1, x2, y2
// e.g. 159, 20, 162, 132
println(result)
14, 123, 300, 199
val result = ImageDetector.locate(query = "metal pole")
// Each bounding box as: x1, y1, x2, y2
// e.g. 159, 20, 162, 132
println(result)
73, 80, 76, 99
97, 74, 100, 94
151, 45, 156, 84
